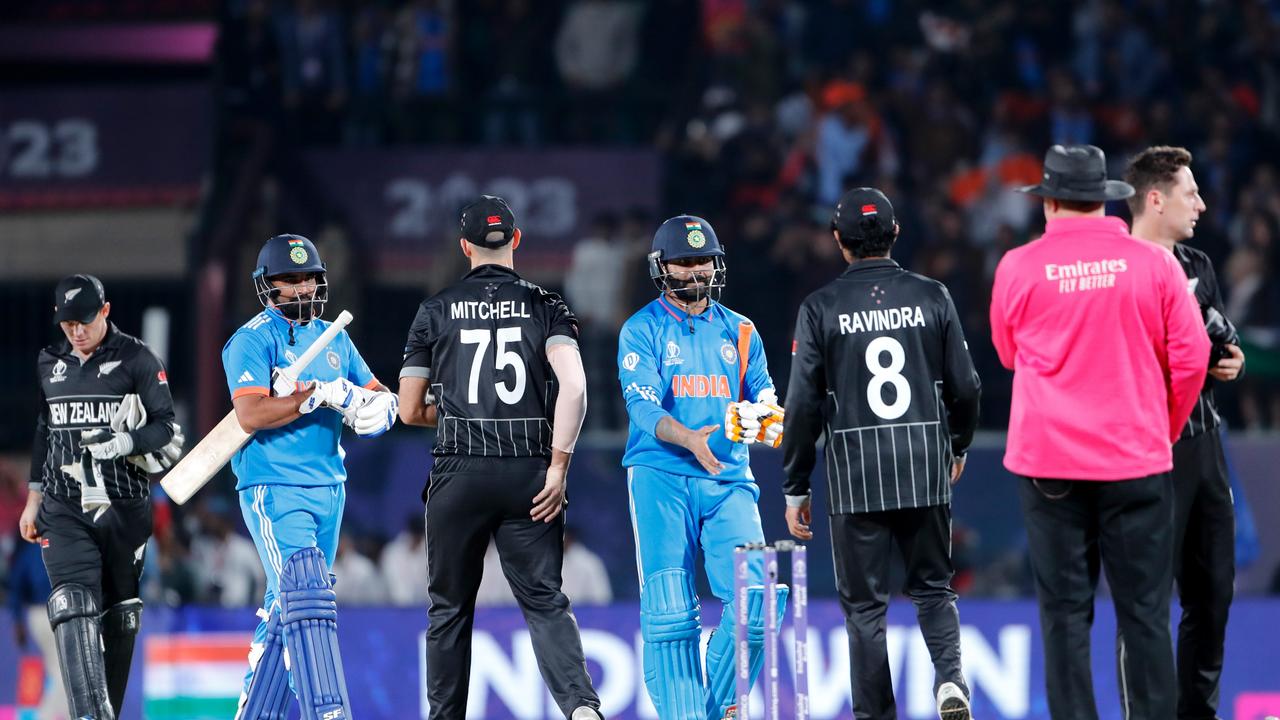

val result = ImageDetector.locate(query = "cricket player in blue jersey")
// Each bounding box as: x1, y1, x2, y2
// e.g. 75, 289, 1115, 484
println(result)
222, 234, 399, 720
620, 215, 788, 720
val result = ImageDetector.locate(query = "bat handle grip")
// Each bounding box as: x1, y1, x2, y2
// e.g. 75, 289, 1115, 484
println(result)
271, 371, 306, 398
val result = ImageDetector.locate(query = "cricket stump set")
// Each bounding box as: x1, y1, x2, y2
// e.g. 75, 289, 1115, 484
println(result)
734, 541, 808, 720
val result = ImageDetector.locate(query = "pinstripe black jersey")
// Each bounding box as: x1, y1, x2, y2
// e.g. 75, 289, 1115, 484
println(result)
1174, 243, 1234, 439
32, 324, 176, 500
782, 259, 981, 514
400, 264, 578, 459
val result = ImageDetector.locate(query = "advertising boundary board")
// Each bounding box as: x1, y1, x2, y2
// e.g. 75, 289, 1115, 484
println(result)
2, 600, 1279, 719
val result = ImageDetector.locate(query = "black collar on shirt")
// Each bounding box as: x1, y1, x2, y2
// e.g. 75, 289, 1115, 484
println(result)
462, 264, 524, 282
840, 257, 900, 276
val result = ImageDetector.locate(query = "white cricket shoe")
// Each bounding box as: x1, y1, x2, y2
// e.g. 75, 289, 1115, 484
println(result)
936, 681, 971, 720
571, 707, 603, 720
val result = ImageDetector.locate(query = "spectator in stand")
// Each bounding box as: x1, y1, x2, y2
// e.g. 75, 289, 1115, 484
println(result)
380, 514, 430, 606
560, 527, 612, 606
276, 0, 348, 144
390, 0, 456, 142
218, 0, 281, 125
189, 498, 265, 607
554, 0, 643, 141
469, 0, 555, 146
345, 1, 393, 145
139, 498, 198, 607
814, 81, 898, 206
564, 212, 629, 431
332, 535, 388, 606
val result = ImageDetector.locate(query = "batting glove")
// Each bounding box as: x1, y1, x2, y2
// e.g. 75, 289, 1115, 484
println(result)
753, 402, 785, 448
352, 391, 398, 437
80, 429, 135, 460
725, 402, 762, 444
298, 378, 358, 415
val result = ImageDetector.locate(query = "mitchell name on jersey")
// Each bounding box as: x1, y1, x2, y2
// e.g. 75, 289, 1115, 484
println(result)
450, 300, 532, 320
839, 305, 926, 335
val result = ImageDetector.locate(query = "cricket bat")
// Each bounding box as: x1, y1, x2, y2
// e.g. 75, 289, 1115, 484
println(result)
160, 310, 354, 505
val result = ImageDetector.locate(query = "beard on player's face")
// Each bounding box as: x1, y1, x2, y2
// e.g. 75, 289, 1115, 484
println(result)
268, 273, 325, 322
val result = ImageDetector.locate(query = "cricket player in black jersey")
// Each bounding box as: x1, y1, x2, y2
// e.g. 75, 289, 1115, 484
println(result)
1126, 146, 1243, 720
17, 274, 182, 720
397, 195, 602, 720
781, 189, 981, 720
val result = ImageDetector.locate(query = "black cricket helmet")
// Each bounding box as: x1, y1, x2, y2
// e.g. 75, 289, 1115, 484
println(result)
648, 214, 726, 303
252, 234, 328, 322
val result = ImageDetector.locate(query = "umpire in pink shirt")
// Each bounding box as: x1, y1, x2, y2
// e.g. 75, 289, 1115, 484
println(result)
990, 144, 1209, 720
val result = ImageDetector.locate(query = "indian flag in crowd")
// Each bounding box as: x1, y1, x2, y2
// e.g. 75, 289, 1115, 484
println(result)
144, 633, 251, 719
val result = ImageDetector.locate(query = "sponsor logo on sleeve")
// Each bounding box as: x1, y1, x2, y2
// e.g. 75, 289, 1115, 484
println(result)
622, 352, 639, 371
157, 370, 168, 385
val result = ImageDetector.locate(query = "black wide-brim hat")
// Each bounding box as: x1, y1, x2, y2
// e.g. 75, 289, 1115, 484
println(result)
1018, 144, 1135, 202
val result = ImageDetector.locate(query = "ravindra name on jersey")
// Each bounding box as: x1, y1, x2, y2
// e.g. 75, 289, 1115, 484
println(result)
619, 296, 776, 482
783, 258, 980, 514
222, 310, 377, 490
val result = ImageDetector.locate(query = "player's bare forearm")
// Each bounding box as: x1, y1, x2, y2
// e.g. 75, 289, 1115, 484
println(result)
550, 447, 572, 472
656, 416, 724, 474
232, 390, 314, 432
397, 376, 438, 427
656, 416, 695, 447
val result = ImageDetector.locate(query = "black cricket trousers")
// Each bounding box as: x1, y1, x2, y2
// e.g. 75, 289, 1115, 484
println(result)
831, 504, 967, 720
422, 463, 599, 719
1172, 429, 1234, 720
1018, 473, 1175, 720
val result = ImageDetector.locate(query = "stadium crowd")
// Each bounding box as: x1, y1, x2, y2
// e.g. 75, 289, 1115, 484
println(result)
219, 0, 1280, 431
5, 0, 1280, 613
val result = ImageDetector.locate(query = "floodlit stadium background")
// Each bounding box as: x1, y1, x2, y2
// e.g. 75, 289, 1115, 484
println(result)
2, 1, 1279, 718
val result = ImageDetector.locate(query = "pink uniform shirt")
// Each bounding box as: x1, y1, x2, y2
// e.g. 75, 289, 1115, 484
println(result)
990, 215, 1210, 480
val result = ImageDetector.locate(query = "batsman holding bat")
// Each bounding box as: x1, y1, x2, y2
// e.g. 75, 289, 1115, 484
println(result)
223, 234, 397, 720
19, 273, 181, 720
618, 215, 786, 720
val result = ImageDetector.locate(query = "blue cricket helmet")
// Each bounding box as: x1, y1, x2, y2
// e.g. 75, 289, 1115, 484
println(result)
651, 215, 724, 261
253, 234, 326, 278
252, 234, 328, 322
648, 215, 727, 304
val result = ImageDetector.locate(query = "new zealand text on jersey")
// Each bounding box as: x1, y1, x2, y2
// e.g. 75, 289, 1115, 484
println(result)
839, 306, 926, 335
450, 300, 532, 320
48, 400, 121, 427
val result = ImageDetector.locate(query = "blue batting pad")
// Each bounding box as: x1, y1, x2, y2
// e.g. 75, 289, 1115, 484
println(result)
703, 584, 789, 720
280, 547, 352, 720
639, 569, 704, 720
235, 608, 292, 720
